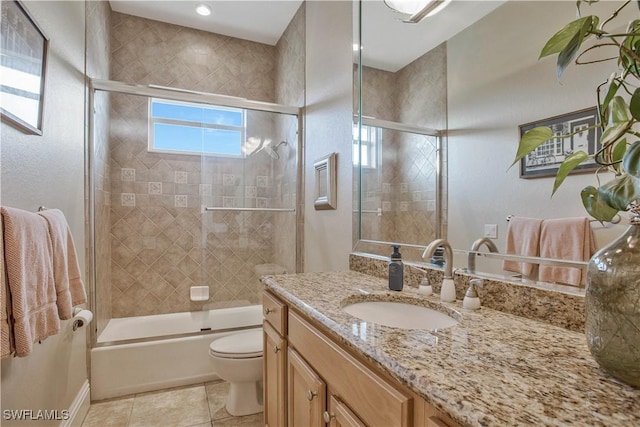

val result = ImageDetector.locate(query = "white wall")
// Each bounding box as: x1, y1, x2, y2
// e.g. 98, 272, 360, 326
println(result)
447, 0, 631, 258
304, 1, 354, 272
1, 1, 89, 424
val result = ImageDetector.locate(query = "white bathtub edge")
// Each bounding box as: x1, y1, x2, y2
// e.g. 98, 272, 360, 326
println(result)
90, 372, 219, 402
90, 329, 259, 401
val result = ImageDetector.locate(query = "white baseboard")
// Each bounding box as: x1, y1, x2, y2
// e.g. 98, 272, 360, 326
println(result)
61, 379, 90, 427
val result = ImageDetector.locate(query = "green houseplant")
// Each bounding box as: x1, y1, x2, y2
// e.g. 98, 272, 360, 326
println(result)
513, 0, 640, 388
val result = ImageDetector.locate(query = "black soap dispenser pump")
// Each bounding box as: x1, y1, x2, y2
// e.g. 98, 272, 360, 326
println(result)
389, 245, 404, 291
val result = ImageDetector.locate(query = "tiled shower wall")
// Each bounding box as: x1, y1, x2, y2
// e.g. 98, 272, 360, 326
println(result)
86, 0, 111, 336
357, 43, 447, 260
98, 9, 303, 318
273, 4, 305, 275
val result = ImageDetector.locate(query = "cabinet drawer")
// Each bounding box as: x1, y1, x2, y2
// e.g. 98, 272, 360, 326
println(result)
289, 311, 411, 427
263, 291, 287, 335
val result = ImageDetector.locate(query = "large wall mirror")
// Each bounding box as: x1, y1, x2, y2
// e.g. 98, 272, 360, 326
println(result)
354, 0, 631, 285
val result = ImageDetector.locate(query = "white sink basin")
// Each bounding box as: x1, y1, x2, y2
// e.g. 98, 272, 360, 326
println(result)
342, 300, 459, 330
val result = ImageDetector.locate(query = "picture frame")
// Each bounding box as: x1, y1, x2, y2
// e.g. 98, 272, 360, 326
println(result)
0, 0, 49, 135
519, 107, 602, 179
314, 152, 337, 210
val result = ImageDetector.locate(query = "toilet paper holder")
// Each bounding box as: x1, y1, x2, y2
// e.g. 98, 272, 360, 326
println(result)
72, 307, 93, 331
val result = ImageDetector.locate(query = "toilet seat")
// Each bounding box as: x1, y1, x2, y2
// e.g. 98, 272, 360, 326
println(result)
209, 329, 262, 359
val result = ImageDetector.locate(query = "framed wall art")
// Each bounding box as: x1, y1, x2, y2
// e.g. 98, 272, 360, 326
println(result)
519, 107, 602, 179
314, 152, 337, 210
0, 0, 49, 135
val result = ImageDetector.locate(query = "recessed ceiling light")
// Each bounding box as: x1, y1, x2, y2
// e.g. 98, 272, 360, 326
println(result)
195, 4, 212, 16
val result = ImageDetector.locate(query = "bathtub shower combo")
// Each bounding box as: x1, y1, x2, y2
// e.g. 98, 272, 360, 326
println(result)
88, 80, 301, 413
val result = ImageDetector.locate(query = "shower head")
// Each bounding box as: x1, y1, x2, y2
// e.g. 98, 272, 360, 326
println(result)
265, 140, 287, 160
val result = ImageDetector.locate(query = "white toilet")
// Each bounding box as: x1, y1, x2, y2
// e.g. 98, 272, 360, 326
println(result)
209, 328, 264, 416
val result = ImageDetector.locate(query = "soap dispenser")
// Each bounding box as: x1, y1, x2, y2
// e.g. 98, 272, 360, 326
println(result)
389, 245, 404, 291
462, 279, 483, 310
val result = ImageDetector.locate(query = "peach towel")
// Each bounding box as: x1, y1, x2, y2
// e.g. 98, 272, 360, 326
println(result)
539, 217, 596, 286
1, 207, 60, 357
38, 209, 87, 319
1, 215, 13, 358
502, 216, 543, 276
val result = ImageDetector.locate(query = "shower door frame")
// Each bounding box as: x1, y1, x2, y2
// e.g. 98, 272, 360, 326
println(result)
87, 78, 303, 346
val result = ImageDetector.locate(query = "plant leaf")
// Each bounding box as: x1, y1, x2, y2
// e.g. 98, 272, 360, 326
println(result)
599, 174, 640, 211
540, 16, 596, 58
620, 20, 640, 78
602, 76, 621, 115
630, 88, 640, 121
623, 140, 640, 177
552, 151, 590, 195
540, 16, 598, 79
613, 138, 628, 164
600, 121, 632, 149
511, 126, 553, 167
581, 186, 619, 222
609, 96, 631, 124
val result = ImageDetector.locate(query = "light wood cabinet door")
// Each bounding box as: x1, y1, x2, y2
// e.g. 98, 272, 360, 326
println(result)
325, 395, 366, 427
264, 321, 286, 427
287, 348, 326, 427
288, 311, 411, 427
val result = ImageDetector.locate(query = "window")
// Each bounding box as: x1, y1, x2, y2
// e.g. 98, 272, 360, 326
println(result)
353, 123, 379, 169
149, 98, 245, 157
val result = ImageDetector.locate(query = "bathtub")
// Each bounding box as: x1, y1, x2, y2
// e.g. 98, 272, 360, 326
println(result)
90, 305, 263, 401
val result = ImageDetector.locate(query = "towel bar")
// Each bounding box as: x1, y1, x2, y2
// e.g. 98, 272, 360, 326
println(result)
506, 214, 621, 225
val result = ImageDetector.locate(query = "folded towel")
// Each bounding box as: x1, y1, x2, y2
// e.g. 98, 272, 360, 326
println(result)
539, 217, 596, 286
1, 215, 14, 358
38, 209, 86, 320
1, 207, 60, 357
502, 216, 543, 276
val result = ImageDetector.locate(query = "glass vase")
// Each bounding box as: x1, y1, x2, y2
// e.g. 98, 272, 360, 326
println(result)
586, 223, 640, 388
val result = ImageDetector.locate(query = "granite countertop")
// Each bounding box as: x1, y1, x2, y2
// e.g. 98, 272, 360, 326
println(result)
261, 271, 640, 427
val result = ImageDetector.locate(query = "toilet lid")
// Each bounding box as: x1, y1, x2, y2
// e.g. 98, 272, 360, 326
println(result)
209, 329, 262, 359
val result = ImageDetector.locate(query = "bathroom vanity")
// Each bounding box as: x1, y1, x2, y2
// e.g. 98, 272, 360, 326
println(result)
261, 271, 640, 427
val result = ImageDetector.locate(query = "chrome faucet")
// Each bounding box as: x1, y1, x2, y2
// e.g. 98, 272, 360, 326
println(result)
467, 237, 499, 273
422, 239, 453, 279
422, 239, 457, 301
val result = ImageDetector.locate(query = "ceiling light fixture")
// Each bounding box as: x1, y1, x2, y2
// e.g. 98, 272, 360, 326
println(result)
195, 4, 212, 16
384, 0, 452, 23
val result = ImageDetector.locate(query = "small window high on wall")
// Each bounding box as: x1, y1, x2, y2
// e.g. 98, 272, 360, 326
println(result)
353, 123, 379, 169
149, 98, 245, 157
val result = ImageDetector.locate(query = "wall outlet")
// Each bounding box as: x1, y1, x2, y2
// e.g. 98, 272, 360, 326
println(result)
484, 224, 497, 239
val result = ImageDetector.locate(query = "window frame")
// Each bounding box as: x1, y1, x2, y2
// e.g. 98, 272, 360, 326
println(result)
148, 97, 246, 158
353, 123, 380, 170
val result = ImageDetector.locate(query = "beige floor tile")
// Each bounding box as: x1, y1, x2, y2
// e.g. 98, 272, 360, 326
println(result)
81, 396, 134, 427
213, 413, 263, 427
128, 384, 210, 427
204, 381, 230, 421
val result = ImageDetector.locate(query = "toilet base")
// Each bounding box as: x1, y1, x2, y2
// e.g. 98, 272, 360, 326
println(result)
226, 380, 263, 416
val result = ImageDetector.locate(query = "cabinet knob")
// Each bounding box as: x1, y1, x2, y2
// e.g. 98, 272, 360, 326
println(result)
273, 345, 280, 353
306, 390, 317, 401
264, 307, 273, 315
323, 411, 334, 424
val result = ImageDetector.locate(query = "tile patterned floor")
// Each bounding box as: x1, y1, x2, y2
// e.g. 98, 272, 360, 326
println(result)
81, 381, 262, 427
